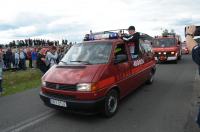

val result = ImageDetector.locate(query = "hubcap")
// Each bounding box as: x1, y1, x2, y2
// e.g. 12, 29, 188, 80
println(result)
108, 95, 117, 113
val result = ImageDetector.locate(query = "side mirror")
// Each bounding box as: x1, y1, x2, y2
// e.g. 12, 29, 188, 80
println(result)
114, 54, 127, 64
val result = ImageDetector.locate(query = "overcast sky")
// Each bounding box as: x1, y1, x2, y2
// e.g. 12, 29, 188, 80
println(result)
0, 0, 199, 43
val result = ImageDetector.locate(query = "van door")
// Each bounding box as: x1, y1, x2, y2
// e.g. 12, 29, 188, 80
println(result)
109, 43, 132, 97
128, 41, 147, 91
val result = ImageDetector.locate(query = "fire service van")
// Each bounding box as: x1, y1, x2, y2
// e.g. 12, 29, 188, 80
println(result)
40, 30, 156, 117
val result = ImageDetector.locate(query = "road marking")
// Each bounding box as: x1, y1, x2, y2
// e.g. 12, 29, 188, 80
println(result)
2, 110, 56, 132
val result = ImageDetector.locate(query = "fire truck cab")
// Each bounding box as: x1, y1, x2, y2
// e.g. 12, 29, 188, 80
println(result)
40, 30, 156, 117
152, 34, 182, 63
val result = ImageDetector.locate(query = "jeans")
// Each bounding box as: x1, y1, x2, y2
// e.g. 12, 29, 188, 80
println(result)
15, 59, 19, 68
32, 60, 37, 68
19, 59, 26, 70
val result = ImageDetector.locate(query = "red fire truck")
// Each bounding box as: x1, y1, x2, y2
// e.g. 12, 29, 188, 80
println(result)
152, 34, 182, 63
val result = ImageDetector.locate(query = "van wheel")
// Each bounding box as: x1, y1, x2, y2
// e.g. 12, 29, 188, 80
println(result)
146, 71, 154, 84
103, 89, 119, 118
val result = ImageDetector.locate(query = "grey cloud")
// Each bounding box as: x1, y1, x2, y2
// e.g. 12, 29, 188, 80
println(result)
172, 18, 200, 26
0, 12, 61, 31
13, 22, 89, 40
14, 12, 60, 27
0, 23, 16, 30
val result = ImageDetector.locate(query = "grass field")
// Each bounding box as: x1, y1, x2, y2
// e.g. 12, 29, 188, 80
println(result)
2, 69, 42, 96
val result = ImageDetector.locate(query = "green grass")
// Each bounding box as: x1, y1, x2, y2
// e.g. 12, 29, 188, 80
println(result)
2, 69, 42, 96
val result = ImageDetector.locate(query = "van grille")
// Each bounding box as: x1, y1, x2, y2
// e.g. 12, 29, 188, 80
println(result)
46, 82, 77, 91
45, 92, 76, 100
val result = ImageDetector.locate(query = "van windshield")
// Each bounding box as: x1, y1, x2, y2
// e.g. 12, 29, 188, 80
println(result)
152, 38, 176, 48
60, 42, 112, 65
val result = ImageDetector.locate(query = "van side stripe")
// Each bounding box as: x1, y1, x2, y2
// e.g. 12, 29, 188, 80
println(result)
96, 60, 155, 89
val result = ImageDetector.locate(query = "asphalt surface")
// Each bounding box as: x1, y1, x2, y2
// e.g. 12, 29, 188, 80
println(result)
0, 55, 200, 132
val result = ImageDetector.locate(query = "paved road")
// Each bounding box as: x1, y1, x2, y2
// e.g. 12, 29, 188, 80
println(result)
0, 55, 200, 132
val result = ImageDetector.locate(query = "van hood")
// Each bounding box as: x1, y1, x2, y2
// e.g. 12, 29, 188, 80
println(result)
43, 64, 104, 84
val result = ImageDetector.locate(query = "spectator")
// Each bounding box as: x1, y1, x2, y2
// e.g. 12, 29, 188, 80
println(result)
3, 51, 6, 69
11, 50, 15, 69
19, 49, 26, 70
0, 50, 3, 95
37, 48, 48, 74
5, 48, 12, 69
31, 49, 37, 68
14, 49, 19, 69
45, 46, 58, 68
57, 47, 65, 63
27, 48, 32, 68
186, 25, 200, 127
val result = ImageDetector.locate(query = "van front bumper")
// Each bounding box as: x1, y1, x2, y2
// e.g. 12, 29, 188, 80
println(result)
155, 56, 177, 61
40, 91, 105, 114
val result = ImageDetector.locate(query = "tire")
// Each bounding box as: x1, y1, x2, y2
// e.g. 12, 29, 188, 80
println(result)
146, 71, 154, 84
178, 55, 182, 60
173, 59, 178, 64
103, 89, 119, 118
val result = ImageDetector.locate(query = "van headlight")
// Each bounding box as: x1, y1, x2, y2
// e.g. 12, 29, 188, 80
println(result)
42, 81, 46, 87
77, 83, 92, 92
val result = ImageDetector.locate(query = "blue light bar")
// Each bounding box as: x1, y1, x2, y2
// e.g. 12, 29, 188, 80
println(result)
84, 32, 119, 41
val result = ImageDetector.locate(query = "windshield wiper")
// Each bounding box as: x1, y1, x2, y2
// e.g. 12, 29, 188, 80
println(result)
70, 60, 92, 65
60, 60, 68, 65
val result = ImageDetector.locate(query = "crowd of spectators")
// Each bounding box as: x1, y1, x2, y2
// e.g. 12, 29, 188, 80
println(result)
0, 39, 70, 48
0, 39, 74, 72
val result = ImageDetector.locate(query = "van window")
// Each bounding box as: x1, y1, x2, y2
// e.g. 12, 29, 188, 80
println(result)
60, 42, 112, 65
152, 38, 176, 47
114, 44, 128, 61
141, 43, 153, 53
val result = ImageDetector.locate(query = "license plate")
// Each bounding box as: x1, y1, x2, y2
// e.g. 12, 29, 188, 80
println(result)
50, 99, 67, 107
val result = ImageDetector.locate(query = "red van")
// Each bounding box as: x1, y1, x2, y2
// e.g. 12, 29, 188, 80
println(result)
40, 30, 156, 117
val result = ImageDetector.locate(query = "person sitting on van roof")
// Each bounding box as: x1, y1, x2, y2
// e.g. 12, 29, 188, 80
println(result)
122, 26, 140, 58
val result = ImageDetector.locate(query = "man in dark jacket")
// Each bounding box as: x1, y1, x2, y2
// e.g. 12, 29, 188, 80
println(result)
122, 26, 140, 58
186, 25, 200, 127
5, 48, 12, 69
37, 48, 48, 74
26, 48, 32, 68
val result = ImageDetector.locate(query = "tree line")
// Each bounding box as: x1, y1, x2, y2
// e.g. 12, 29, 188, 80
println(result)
0, 39, 71, 48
